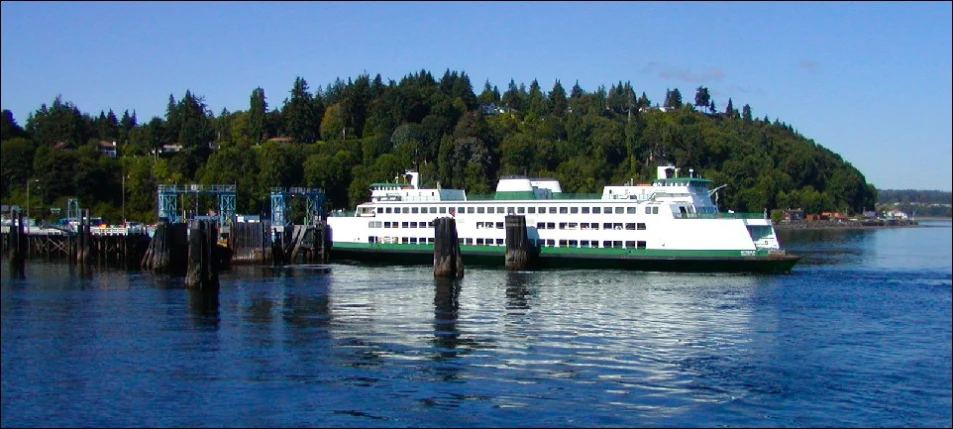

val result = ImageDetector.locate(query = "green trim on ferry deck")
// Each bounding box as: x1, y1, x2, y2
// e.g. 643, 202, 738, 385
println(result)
329, 241, 800, 273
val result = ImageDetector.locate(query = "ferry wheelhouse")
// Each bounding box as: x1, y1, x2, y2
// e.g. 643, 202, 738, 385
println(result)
326, 166, 799, 273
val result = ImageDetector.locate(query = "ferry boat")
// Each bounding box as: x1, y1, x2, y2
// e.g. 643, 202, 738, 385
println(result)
326, 166, 800, 273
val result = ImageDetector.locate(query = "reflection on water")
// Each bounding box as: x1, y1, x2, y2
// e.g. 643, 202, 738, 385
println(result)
1, 223, 951, 427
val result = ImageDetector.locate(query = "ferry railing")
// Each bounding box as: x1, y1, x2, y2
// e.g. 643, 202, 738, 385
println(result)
466, 192, 603, 201
673, 212, 766, 219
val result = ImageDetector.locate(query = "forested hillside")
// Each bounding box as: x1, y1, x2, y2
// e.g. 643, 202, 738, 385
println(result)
1, 69, 878, 223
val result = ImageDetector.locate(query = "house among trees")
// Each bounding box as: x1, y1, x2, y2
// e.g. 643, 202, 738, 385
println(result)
782, 209, 805, 222
98, 140, 117, 158
150, 144, 183, 157
479, 103, 513, 115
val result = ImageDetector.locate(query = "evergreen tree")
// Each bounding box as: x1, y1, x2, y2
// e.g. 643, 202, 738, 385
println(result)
664, 88, 683, 109
549, 80, 568, 117
725, 98, 735, 117
742, 104, 753, 123
282, 76, 317, 143
248, 87, 268, 144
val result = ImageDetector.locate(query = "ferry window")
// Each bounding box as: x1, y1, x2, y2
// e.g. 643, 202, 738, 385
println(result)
627, 207, 637, 214
581, 240, 590, 247
486, 207, 495, 214
613, 241, 623, 248
377, 207, 384, 213
615, 207, 624, 214
537, 222, 546, 229
558, 239, 568, 247
528, 207, 536, 214
467, 207, 475, 214
652, 207, 659, 214
439, 207, 447, 214
645, 206, 651, 214
637, 223, 646, 230
603, 207, 612, 214
427, 221, 434, 227
476, 238, 484, 245
477, 207, 485, 214
496, 238, 504, 245
430, 207, 438, 214
369, 236, 376, 243
412, 207, 419, 214
428, 238, 434, 244
570, 207, 578, 214
568, 239, 578, 247
603, 223, 613, 230
458, 207, 465, 213
592, 207, 601, 214
401, 237, 409, 244
410, 222, 417, 228
559, 207, 568, 214
547, 222, 555, 229
581, 207, 590, 214
568, 222, 578, 229
546, 239, 555, 247
517, 207, 526, 214
625, 241, 635, 248
496, 222, 504, 229
602, 240, 612, 248
559, 222, 567, 229
402, 207, 409, 214
419, 222, 428, 228
613, 223, 623, 230
637, 241, 646, 249
625, 223, 636, 230
386, 207, 393, 214
410, 237, 418, 244
384, 222, 392, 228
401, 222, 409, 228
508, 207, 515, 214
465, 238, 473, 245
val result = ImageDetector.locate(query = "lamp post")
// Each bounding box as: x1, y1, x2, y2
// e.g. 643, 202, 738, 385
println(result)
26, 178, 39, 222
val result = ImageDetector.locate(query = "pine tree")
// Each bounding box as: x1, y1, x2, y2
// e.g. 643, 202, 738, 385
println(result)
248, 87, 267, 144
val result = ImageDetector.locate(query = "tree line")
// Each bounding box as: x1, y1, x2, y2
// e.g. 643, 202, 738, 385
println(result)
1, 68, 879, 224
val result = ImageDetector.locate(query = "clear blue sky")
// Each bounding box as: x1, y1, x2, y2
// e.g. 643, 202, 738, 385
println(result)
2, 1, 950, 191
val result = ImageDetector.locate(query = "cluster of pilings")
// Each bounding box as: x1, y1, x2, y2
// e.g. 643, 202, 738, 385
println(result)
432, 214, 537, 279
228, 220, 330, 267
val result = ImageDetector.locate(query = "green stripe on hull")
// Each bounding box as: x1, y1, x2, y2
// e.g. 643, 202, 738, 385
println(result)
330, 242, 799, 273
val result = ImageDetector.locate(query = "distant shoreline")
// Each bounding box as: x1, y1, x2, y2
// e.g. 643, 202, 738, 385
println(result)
774, 218, 949, 230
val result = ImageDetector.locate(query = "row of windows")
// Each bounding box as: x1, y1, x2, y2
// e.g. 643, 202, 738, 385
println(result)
368, 236, 648, 249
369, 221, 434, 229
371, 220, 648, 231
537, 222, 647, 231
372, 205, 663, 215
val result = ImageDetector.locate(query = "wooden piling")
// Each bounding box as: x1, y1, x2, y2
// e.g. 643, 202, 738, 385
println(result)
141, 219, 188, 274
433, 217, 464, 279
8, 210, 26, 277
185, 220, 219, 291
504, 215, 535, 270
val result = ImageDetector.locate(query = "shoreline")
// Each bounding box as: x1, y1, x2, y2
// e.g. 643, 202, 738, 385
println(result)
774, 218, 948, 230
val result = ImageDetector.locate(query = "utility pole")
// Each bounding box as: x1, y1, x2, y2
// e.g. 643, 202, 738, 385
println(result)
26, 178, 39, 222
